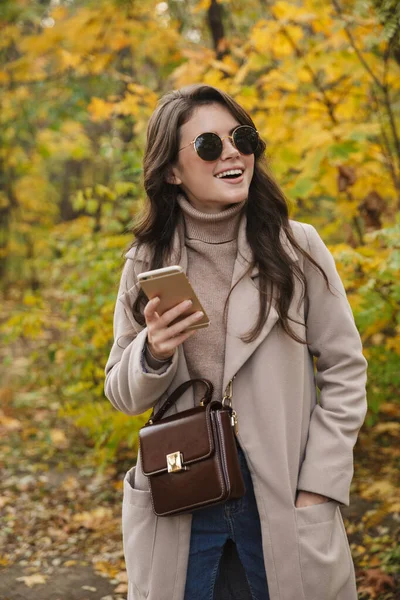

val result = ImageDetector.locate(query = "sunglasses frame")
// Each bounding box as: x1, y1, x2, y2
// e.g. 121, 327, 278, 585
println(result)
178, 125, 259, 161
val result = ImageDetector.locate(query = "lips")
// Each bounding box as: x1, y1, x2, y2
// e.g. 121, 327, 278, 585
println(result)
214, 165, 245, 177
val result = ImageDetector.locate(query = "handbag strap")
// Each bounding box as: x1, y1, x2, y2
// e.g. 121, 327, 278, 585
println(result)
147, 378, 214, 425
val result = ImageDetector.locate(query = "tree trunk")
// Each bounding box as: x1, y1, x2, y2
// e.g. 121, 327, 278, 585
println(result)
207, 0, 227, 59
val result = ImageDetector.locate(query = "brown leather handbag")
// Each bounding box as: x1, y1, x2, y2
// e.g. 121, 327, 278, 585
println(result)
138, 378, 246, 517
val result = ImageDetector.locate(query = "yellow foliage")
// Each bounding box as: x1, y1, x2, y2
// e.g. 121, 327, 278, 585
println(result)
211, 56, 239, 76
297, 67, 312, 83
0, 71, 10, 85
360, 480, 398, 501
251, 21, 280, 54
282, 24, 304, 44
50, 6, 69, 21
0, 25, 20, 50
203, 69, 227, 89
362, 318, 393, 340
272, 1, 316, 23
37, 122, 91, 161
385, 337, 400, 356
171, 61, 208, 88
15, 176, 51, 214
192, 0, 212, 14
87, 97, 114, 121
0, 192, 9, 209
233, 63, 250, 86
58, 49, 82, 70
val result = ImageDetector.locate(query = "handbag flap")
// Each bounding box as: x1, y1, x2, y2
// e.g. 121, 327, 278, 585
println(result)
139, 405, 215, 476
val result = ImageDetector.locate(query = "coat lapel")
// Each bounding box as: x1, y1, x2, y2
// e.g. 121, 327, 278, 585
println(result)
222, 215, 299, 391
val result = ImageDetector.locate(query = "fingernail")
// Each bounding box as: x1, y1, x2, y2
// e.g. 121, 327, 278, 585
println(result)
196, 311, 204, 317
185, 300, 193, 306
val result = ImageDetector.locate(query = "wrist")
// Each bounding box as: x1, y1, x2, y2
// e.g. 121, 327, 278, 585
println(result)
296, 490, 329, 507
146, 341, 173, 363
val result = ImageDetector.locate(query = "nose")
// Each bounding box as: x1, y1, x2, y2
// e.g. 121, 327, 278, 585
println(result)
220, 135, 239, 160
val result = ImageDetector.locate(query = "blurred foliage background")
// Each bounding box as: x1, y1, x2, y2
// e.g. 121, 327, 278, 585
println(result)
0, 0, 399, 460
1, 1, 399, 596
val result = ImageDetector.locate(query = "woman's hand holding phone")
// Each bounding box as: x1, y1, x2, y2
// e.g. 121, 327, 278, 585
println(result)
144, 297, 204, 361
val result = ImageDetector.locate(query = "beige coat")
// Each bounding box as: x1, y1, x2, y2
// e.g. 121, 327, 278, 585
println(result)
104, 215, 368, 600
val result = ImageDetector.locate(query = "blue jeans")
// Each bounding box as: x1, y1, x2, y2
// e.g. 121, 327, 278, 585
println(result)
184, 440, 270, 600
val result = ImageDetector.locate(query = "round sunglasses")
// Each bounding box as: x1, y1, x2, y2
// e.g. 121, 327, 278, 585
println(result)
178, 125, 259, 162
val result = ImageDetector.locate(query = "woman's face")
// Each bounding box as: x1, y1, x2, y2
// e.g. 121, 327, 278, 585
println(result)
168, 103, 255, 214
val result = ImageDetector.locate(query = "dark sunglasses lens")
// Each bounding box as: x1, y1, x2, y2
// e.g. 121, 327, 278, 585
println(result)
194, 132, 222, 161
233, 126, 259, 154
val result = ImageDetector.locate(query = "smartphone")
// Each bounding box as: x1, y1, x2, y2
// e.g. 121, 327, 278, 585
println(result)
137, 266, 210, 330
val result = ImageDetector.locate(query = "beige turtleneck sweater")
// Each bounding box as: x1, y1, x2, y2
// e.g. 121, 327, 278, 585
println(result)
179, 194, 246, 403
145, 193, 246, 404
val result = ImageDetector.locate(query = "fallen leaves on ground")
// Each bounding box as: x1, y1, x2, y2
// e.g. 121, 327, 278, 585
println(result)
0, 388, 399, 599
16, 573, 48, 587
0, 394, 128, 599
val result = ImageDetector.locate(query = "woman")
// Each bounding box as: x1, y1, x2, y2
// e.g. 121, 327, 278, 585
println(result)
104, 84, 368, 600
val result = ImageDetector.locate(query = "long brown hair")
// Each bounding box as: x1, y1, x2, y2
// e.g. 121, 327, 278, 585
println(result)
131, 84, 330, 343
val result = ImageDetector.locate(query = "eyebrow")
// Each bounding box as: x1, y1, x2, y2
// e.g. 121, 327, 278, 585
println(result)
206, 125, 239, 136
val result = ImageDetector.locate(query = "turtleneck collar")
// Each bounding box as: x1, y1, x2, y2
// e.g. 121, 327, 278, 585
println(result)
177, 193, 247, 244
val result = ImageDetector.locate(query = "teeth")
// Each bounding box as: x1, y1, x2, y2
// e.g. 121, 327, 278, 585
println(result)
215, 169, 243, 179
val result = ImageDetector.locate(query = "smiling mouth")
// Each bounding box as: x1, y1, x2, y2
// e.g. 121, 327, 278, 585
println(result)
215, 172, 244, 184
215, 169, 244, 180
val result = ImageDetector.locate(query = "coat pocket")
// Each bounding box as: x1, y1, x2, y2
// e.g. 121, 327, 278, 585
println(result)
122, 465, 157, 598
295, 501, 353, 600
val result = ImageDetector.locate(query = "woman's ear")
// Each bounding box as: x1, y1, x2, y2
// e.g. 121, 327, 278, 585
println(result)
166, 165, 182, 185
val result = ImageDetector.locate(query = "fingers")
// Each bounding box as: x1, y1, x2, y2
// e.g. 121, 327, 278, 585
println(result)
144, 296, 204, 360
144, 297, 161, 322
160, 299, 194, 327
161, 310, 204, 340
149, 328, 197, 360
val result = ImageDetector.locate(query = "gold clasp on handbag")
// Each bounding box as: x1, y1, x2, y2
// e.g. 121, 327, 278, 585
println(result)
222, 378, 234, 408
167, 451, 184, 473
222, 377, 239, 435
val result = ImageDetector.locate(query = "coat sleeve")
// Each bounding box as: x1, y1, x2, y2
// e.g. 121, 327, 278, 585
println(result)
104, 258, 178, 416
296, 224, 368, 506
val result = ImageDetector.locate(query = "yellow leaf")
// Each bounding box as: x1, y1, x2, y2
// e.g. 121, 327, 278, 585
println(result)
0, 415, 21, 430
59, 49, 82, 70
94, 561, 120, 578
372, 422, 400, 436
73, 507, 113, 530
0, 71, 10, 84
192, 0, 211, 14
16, 574, 48, 588
50, 6, 68, 20
378, 403, 400, 416
50, 429, 69, 448
87, 97, 114, 121
272, 1, 315, 22
284, 24, 304, 43
387, 502, 400, 513
0, 496, 11, 509
360, 480, 397, 501
297, 67, 312, 83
